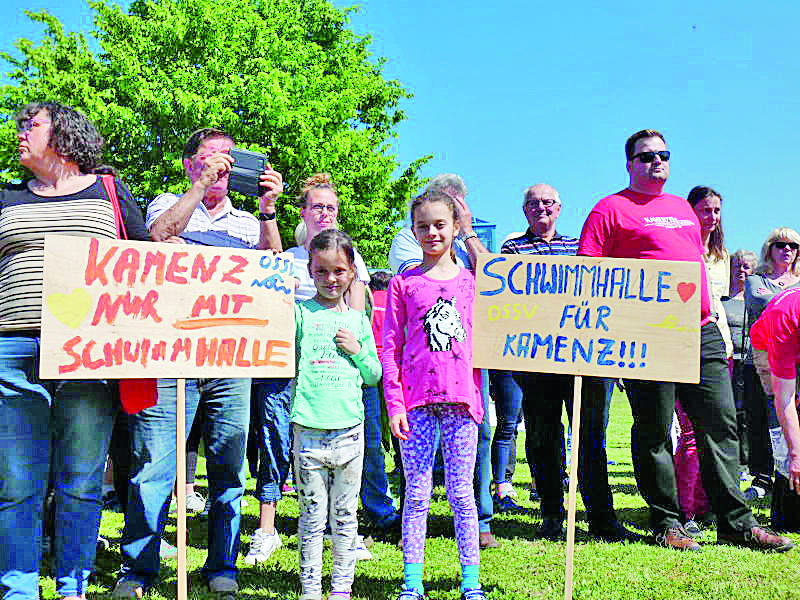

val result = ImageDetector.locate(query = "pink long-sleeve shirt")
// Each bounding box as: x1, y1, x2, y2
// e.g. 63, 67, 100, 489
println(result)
381, 266, 483, 424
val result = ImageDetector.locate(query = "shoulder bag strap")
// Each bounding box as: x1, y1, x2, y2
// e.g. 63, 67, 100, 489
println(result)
101, 174, 128, 240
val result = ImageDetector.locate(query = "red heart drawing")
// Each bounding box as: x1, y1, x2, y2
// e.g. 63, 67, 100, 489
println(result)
677, 282, 696, 302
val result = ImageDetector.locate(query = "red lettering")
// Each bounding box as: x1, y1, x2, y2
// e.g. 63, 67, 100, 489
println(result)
84, 238, 117, 286
220, 295, 230, 314
231, 294, 253, 314
153, 341, 167, 361
59, 336, 82, 374
165, 252, 189, 284
141, 251, 166, 285
103, 339, 124, 366
123, 341, 140, 362
139, 290, 162, 323
252, 339, 290, 367
91, 292, 142, 326
235, 337, 251, 367
216, 338, 236, 366
140, 338, 151, 367
171, 338, 192, 362
191, 254, 220, 283
81, 341, 105, 370
113, 248, 141, 287
191, 295, 217, 317
196, 337, 218, 366
221, 255, 247, 284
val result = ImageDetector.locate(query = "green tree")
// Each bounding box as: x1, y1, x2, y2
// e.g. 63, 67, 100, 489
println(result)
0, 0, 429, 266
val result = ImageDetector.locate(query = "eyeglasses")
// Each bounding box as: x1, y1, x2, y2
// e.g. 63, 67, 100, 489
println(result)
308, 204, 337, 215
773, 241, 799, 250
524, 198, 558, 209
16, 119, 50, 134
631, 151, 671, 163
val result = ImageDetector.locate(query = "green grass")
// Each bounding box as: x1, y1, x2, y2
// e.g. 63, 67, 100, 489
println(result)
76, 390, 800, 599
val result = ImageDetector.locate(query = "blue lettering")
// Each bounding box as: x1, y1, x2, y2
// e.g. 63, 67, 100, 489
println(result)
572, 338, 593, 363
554, 335, 568, 362
540, 264, 558, 294
480, 257, 507, 296
595, 306, 611, 331
507, 260, 525, 295
638, 269, 653, 302
623, 268, 637, 299
502, 334, 516, 357
516, 333, 531, 358
657, 271, 671, 303
595, 268, 610, 297
559, 305, 577, 328
531, 333, 553, 359
596, 338, 615, 366
610, 267, 626, 298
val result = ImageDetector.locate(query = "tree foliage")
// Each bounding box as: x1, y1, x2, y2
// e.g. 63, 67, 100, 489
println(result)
0, 0, 429, 265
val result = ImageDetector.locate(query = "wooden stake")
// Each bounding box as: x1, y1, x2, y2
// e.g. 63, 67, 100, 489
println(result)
176, 379, 187, 600
564, 375, 582, 600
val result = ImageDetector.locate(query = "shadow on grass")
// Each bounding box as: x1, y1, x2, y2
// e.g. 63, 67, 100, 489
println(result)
609, 483, 642, 496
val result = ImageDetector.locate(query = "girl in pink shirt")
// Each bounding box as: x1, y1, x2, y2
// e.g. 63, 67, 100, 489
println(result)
382, 190, 484, 600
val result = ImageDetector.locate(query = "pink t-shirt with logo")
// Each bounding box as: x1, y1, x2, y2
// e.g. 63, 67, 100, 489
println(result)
578, 188, 711, 321
381, 267, 483, 424
750, 288, 800, 379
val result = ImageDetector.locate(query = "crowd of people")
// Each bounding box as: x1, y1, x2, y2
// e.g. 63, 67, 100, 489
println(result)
0, 102, 798, 600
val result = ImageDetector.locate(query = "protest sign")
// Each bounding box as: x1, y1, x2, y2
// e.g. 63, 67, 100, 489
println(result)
40, 235, 295, 379
473, 254, 701, 382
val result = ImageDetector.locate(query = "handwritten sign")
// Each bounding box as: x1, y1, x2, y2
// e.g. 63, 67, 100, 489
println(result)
473, 254, 701, 383
40, 235, 295, 379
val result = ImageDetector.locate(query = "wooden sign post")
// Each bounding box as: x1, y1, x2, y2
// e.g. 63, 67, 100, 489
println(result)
473, 253, 701, 600
40, 235, 296, 600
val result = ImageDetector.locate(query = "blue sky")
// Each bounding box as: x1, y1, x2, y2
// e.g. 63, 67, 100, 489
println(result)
3, 0, 798, 257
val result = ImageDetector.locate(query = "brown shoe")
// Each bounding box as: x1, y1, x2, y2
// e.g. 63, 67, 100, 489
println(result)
479, 531, 500, 549
718, 526, 795, 552
655, 527, 701, 551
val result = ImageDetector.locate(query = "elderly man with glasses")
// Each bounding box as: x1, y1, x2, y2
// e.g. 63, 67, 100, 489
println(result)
578, 128, 794, 553
501, 184, 637, 543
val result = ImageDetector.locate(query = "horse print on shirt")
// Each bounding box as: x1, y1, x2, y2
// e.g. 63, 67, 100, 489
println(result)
423, 296, 466, 352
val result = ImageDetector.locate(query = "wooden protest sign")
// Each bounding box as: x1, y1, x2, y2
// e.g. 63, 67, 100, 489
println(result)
473, 254, 701, 382
39, 235, 295, 378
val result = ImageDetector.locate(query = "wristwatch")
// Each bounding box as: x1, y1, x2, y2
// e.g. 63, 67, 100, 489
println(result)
258, 212, 276, 221
461, 232, 478, 242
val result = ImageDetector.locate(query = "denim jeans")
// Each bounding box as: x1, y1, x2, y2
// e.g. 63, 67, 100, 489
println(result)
360, 385, 398, 529
489, 370, 523, 486
293, 423, 363, 599
474, 371, 494, 533
120, 377, 250, 588
0, 336, 115, 600
252, 378, 292, 504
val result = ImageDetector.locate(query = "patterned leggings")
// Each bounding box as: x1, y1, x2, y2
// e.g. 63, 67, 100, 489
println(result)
401, 403, 479, 566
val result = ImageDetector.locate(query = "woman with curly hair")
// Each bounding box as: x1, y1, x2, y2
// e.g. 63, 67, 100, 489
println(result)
0, 101, 149, 600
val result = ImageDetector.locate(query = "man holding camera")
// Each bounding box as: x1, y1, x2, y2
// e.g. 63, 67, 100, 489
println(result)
114, 128, 284, 600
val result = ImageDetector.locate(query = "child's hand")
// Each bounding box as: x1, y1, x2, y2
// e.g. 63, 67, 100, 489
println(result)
390, 413, 410, 440
335, 328, 361, 355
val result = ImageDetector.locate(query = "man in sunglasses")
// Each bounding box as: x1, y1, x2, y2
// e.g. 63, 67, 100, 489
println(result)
577, 129, 794, 553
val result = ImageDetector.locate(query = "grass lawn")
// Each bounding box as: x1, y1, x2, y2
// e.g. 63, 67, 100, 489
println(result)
69, 390, 799, 599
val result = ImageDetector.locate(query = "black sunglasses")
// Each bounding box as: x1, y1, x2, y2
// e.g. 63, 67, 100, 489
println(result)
631, 151, 671, 163
773, 241, 800, 250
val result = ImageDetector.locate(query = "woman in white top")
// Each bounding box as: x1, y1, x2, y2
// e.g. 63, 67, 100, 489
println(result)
286, 173, 370, 306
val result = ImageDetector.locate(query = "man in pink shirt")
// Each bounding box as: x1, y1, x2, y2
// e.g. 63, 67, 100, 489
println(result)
578, 129, 793, 553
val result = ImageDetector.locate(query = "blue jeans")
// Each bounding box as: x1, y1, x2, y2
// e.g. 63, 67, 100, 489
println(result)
474, 370, 493, 533
489, 370, 523, 486
0, 336, 115, 600
252, 379, 292, 504
360, 385, 398, 529
120, 377, 250, 588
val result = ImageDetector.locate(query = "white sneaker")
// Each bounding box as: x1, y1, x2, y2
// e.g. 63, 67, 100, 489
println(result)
185, 491, 206, 513
322, 533, 373, 561
354, 534, 373, 561
244, 528, 282, 565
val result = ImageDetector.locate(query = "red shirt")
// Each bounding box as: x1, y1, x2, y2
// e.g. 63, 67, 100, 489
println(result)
578, 188, 711, 321
750, 287, 800, 378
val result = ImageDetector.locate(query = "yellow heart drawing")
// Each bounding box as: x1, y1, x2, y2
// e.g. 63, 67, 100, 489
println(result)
46, 288, 92, 329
